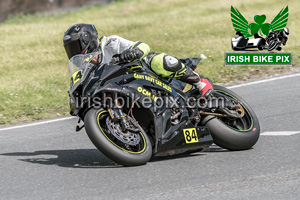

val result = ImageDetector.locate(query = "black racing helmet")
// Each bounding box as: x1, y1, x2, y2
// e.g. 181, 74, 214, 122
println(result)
283, 27, 290, 37
63, 23, 99, 59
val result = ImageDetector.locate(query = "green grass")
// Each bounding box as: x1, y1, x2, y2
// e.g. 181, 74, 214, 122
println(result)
0, 0, 299, 124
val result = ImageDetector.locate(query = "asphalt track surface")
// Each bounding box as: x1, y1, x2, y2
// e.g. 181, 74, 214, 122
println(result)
1, 74, 300, 200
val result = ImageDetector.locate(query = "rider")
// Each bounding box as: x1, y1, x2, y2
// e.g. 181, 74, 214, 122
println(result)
63, 23, 213, 98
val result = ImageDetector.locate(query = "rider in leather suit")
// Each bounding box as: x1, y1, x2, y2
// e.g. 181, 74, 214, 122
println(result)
63, 23, 213, 98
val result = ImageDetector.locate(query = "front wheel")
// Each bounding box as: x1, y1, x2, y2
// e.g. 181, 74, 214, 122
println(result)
201, 85, 260, 150
84, 108, 152, 166
268, 40, 279, 51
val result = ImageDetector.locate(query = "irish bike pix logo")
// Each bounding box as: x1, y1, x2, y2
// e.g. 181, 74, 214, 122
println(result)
225, 6, 292, 66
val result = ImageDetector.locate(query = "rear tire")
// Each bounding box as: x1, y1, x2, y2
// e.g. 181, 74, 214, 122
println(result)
84, 108, 152, 166
201, 85, 260, 150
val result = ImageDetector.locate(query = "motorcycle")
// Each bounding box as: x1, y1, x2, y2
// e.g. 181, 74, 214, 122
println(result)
67, 52, 260, 166
265, 30, 287, 51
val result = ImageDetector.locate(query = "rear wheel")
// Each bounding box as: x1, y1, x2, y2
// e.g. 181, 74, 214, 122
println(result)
201, 85, 260, 150
84, 108, 152, 166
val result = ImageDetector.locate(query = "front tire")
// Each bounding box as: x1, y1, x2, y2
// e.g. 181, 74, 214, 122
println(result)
84, 108, 152, 166
268, 40, 278, 51
201, 85, 260, 150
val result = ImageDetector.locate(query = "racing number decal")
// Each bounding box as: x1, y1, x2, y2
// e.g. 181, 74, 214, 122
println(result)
84, 54, 93, 62
70, 70, 83, 87
183, 128, 198, 143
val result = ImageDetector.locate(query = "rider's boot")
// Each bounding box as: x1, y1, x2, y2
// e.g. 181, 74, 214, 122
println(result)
276, 46, 282, 51
179, 67, 214, 98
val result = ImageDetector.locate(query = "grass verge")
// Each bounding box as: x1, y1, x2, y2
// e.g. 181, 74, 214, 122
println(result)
0, 0, 299, 124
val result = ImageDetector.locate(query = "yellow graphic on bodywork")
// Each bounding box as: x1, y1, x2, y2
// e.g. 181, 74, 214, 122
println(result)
134, 73, 172, 92
137, 87, 158, 102
130, 66, 142, 70
70, 70, 83, 87
84, 54, 93, 63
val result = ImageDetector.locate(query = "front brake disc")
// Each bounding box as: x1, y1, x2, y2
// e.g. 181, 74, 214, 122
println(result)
106, 117, 140, 145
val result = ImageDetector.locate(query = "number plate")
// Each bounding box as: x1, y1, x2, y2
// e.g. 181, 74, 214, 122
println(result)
183, 128, 199, 143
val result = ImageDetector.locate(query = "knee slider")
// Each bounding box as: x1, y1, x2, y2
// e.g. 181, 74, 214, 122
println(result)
163, 56, 182, 72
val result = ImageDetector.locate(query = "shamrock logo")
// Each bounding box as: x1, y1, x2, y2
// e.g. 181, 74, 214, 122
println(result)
249, 15, 271, 36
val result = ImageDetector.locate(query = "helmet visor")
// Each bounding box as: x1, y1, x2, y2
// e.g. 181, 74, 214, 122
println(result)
64, 39, 83, 59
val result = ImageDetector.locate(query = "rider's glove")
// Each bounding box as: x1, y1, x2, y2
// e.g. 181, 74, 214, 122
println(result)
194, 75, 214, 99
120, 48, 143, 62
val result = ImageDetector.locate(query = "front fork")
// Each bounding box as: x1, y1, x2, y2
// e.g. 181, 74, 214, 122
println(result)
108, 99, 128, 132
108, 98, 139, 133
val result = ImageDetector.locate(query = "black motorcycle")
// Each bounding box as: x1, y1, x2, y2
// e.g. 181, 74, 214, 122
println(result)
266, 29, 289, 51
67, 52, 260, 166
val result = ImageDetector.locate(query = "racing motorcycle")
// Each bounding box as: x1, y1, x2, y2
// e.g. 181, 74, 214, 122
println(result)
265, 29, 289, 51
67, 52, 260, 166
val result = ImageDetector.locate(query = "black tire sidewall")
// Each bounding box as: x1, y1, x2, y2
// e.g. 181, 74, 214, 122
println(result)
201, 85, 260, 150
268, 40, 278, 51
84, 108, 152, 166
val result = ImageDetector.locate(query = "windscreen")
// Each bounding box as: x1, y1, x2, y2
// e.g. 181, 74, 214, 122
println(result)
67, 52, 101, 92
68, 52, 99, 77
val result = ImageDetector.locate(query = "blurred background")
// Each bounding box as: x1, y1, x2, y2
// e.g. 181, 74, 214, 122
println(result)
0, 0, 299, 125
0, 0, 111, 22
